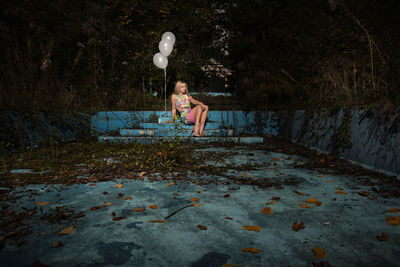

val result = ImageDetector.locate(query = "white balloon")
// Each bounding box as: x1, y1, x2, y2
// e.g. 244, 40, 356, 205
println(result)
153, 53, 168, 69
159, 39, 173, 57
162, 32, 176, 45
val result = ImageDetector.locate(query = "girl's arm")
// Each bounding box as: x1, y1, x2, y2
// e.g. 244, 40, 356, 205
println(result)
167, 94, 178, 123
188, 96, 206, 109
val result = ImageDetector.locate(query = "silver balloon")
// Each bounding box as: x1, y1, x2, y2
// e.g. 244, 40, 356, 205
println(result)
159, 39, 173, 57
162, 32, 176, 46
153, 53, 168, 69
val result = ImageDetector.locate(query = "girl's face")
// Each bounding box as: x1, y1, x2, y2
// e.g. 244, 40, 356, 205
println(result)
179, 84, 187, 94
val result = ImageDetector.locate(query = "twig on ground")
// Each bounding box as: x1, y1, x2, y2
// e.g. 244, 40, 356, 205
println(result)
164, 204, 194, 220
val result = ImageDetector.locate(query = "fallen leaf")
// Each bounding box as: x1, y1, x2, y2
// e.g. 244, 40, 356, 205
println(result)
167, 182, 175, 186
385, 216, 400, 226
224, 194, 230, 198
273, 158, 280, 161
90, 205, 106, 211
292, 221, 305, 231
139, 171, 146, 177
149, 220, 166, 223
271, 197, 280, 200
312, 246, 327, 259
358, 191, 369, 196
191, 198, 199, 202
192, 203, 201, 207
132, 208, 145, 212
336, 190, 347, 194
149, 205, 158, 209
242, 225, 261, 232
225, 217, 233, 220
59, 226, 74, 235
294, 191, 304, 196
51, 241, 63, 248
319, 158, 326, 164
115, 184, 123, 188
266, 200, 276, 205
124, 197, 132, 200
306, 198, 322, 206
112, 216, 127, 221
242, 173, 250, 178
89, 183, 96, 186
197, 225, 207, 230
261, 207, 271, 215
105, 202, 112, 206
376, 232, 389, 241
388, 208, 399, 213
242, 248, 261, 254
157, 152, 163, 156
298, 203, 312, 208
335, 187, 343, 190
37, 202, 50, 206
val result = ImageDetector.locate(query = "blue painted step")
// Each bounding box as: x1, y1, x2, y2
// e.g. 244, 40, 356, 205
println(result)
120, 128, 234, 137
138, 122, 222, 130
98, 136, 263, 144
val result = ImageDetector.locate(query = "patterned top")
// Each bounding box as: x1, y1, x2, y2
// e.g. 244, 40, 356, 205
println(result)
174, 94, 191, 124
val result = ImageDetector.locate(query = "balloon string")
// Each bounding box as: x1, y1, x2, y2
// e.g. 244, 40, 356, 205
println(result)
164, 68, 167, 112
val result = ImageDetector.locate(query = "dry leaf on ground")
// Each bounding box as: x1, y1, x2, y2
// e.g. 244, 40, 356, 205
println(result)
124, 197, 132, 200
149, 205, 158, 209
388, 208, 399, 213
335, 190, 347, 194
139, 171, 146, 177
191, 198, 199, 202
312, 247, 327, 259
90, 205, 107, 211
385, 216, 400, 226
112, 216, 127, 221
37, 202, 50, 206
266, 200, 276, 205
197, 225, 207, 230
242, 248, 261, 254
376, 232, 389, 241
358, 191, 369, 196
242, 225, 261, 232
132, 208, 145, 212
192, 204, 201, 207
298, 203, 312, 208
294, 191, 304, 196
51, 241, 63, 248
306, 198, 322, 206
167, 182, 175, 186
261, 207, 271, 215
292, 222, 305, 231
104, 202, 112, 206
115, 184, 123, 188
149, 220, 166, 223
59, 226, 74, 235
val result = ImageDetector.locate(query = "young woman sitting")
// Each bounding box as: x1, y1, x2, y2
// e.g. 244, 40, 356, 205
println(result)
165, 81, 208, 137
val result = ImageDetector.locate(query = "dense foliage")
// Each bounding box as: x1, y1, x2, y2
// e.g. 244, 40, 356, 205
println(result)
1, 0, 399, 111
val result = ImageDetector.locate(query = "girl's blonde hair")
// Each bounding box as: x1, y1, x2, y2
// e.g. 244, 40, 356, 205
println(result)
174, 81, 188, 95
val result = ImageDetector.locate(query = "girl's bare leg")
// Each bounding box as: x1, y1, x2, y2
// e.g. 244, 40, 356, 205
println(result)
192, 106, 202, 136
198, 105, 208, 136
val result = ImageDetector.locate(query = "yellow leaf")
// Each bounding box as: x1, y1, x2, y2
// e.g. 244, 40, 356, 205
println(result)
139, 171, 146, 177
124, 197, 132, 200
149, 220, 166, 223
336, 190, 347, 194
116, 184, 123, 188
298, 203, 312, 208
167, 181, 175, 186
388, 208, 399, 213
37, 202, 50, 206
191, 198, 199, 202
242, 225, 261, 232
192, 204, 201, 207
59, 226, 74, 235
312, 246, 327, 259
266, 200, 276, 205
242, 248, 262, 254
306, 198, 322, 206
157, 152, 163, 156
149, 205, 158, 209
261, 207, 271, 215
104, 202, 112, 206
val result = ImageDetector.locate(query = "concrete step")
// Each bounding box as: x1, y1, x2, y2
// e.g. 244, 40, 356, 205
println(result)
98, 136, 264, 144
120, 128, 234, 137
139, 122, 222, 129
